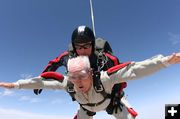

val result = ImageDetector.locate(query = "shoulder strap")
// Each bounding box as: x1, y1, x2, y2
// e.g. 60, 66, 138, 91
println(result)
92, 70, 111, 99
66, 81, 76, 101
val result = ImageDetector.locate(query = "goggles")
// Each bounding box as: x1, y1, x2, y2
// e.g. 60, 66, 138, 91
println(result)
68, 69, 91, 80
74, 42, 92, 50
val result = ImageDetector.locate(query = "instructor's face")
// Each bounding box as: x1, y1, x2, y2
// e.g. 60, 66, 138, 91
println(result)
74, 42, 92, 56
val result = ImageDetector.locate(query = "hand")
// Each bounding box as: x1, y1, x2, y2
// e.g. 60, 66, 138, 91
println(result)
33, 89, 43, 95
167, 53, 180, 64
0, 82, 15, 89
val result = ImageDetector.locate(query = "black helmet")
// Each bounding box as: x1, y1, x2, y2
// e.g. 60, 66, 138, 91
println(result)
71, 25, 95, 44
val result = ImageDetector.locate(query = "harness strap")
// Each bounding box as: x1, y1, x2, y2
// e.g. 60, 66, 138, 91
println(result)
93, 71, 104, 92
118, 82, 127, 94
81, 106, 96, 116
66, 81, 76, 101
92, 51, 107, 93
106, 84, 126, 115
80, 94, 111, 107
92, 71, 112, 102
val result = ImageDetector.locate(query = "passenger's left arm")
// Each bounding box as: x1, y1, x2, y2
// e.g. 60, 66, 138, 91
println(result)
109, 53, 180, 83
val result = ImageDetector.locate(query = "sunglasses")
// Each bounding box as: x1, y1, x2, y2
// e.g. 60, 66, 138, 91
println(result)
74, 42, 92, 50
68, 69, 91, 80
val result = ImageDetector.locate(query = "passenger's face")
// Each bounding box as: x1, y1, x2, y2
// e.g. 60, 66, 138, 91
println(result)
68, 69, 92, 93
74, 42, 92, 56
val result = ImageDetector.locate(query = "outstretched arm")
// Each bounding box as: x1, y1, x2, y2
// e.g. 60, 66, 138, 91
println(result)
167, 53, 180, 64
0, 82, 15, 89
109, 52, 180, 83
0, 76, 67, 90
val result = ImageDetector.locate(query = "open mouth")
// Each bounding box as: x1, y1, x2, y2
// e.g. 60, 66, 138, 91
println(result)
79, 86, 83, 89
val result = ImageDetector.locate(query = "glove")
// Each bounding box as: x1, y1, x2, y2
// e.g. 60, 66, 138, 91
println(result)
33, 89, 43, 95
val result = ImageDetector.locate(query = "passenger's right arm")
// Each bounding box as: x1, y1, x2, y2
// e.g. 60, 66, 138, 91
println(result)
0, 76, 67, 90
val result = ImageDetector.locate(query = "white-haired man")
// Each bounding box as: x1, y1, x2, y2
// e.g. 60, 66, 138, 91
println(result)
0, 53, 180, 119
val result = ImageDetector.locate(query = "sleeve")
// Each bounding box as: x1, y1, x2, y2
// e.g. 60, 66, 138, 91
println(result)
109, 54, 169, 83
13, 76, 67, 90
42, 51, 69, 73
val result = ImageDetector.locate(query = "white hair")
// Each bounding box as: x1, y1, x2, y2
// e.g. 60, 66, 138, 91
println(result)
67, 56, 90, 72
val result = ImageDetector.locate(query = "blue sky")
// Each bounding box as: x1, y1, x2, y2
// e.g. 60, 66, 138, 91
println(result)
0, 0, 180, 119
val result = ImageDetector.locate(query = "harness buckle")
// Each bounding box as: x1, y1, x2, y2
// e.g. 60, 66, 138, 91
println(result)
94, 84, 104, 92
67, 87, 75, 93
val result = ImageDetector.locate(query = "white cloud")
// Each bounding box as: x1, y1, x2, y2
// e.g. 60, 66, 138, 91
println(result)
0, 107, 72, 119
0, 89, 15, 97
19, 96, 41, 103
50, 99, 64, 104
168, 32, 180, 45
0, 107, 113, 119
0, 108, 115, 119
